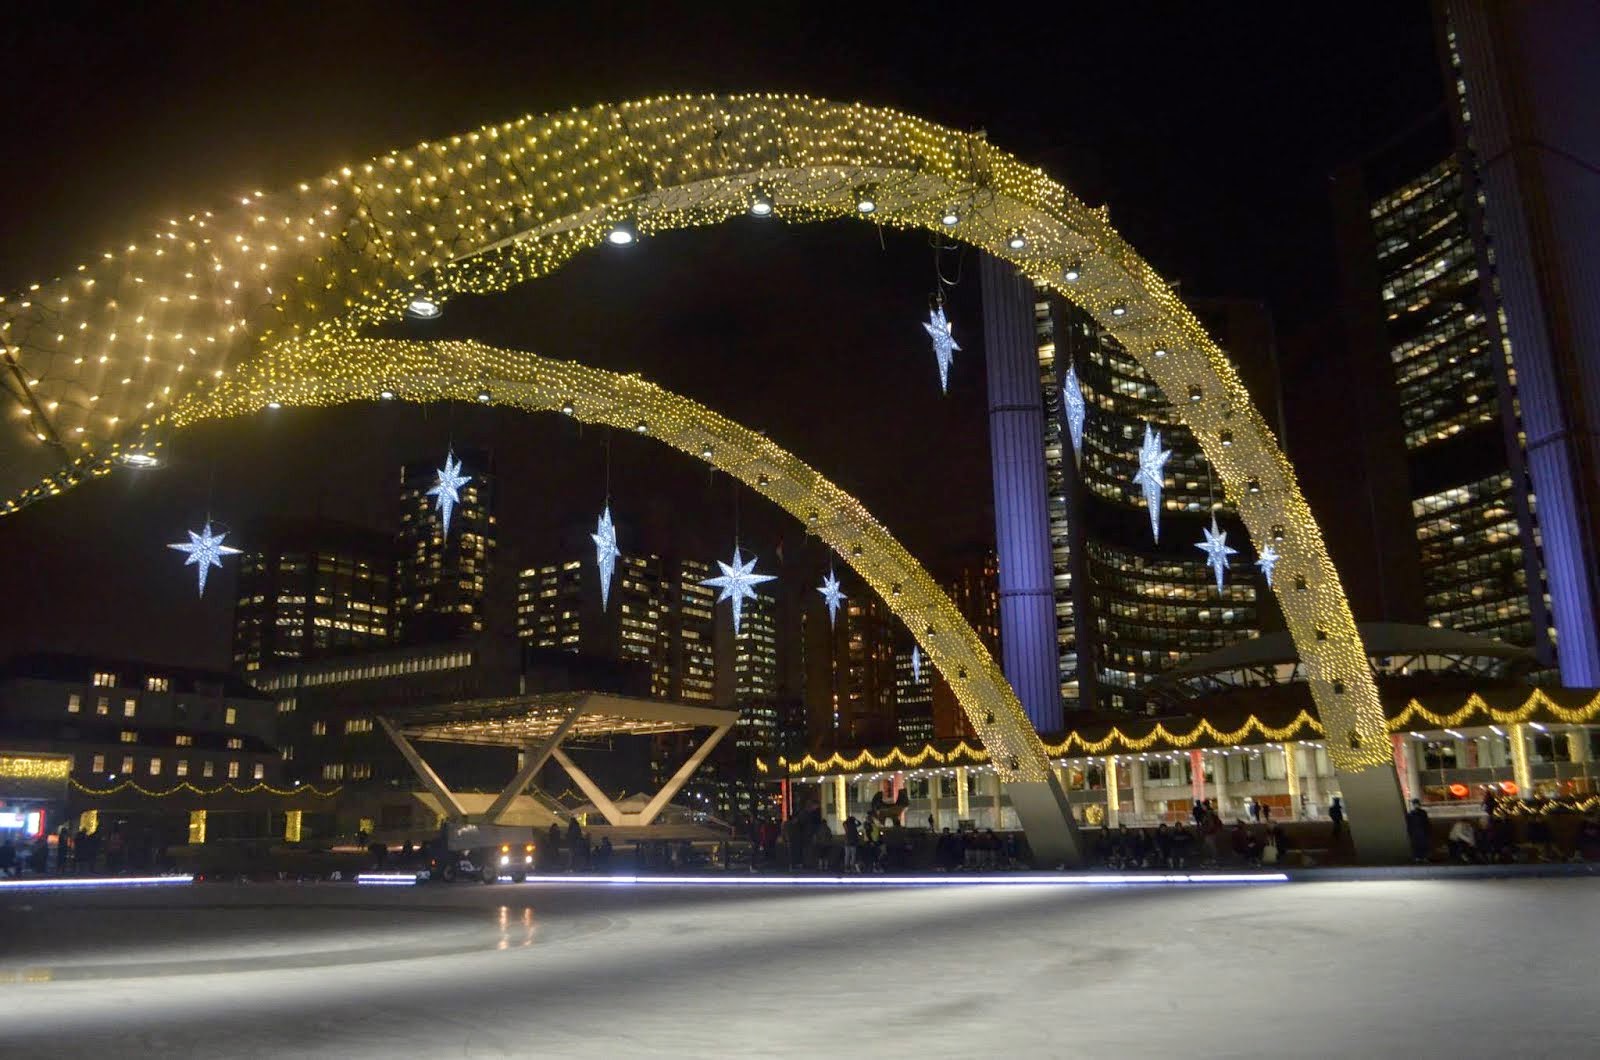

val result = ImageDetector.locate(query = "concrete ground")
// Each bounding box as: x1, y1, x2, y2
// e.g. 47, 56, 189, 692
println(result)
1, 875, 1596, 1057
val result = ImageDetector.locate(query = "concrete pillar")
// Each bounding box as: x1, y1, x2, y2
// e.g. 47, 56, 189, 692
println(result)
928, 775, 941, 830
1510, 723, 1533, 801
981, 253, 1063, 732
187, 809, 207, 846
991, 771, 1004, 830
1302, 746, 1323, 817
284, 810, 303, 844
1284, 745, 1301, 821
833, 775, 847, 831
1129, 759, 1148, 823
1189, 750, 1206, 807
1391, 735, 1421, 804
956, 766, 970, 822
1212, 753, 1229, 820
1104, 758, 1120, 828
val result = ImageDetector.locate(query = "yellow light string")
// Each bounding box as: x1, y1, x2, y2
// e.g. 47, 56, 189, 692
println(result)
69, 778, 341, 798
772, 689, 1600, 777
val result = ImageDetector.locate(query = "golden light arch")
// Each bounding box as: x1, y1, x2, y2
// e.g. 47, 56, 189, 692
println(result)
0, 93, 1406, 857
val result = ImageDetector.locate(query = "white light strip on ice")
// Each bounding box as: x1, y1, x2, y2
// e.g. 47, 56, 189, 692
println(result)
0, 874, 194, 891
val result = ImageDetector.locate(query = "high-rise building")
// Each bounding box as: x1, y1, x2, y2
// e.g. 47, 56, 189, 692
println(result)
1032, 291, 1279, 715
669, 557, 718, 704
1330, 116, 1550, 661
394, 448, 496, 645
983, 254, 1283, 722
517, 547, 673, 698
715, 590, 780, 751
517, 538, 717, 707
231, 520, 393, 673
804, 592, 898, 748
1435, 0, 1600, 685
893, 645, 933, 744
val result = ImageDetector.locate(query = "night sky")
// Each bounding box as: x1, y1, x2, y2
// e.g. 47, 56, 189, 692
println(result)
0, 1, 1442, 670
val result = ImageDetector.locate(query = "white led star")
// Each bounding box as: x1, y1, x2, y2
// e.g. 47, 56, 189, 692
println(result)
1063, 363, 1086, 462
591, 505, 621, 610
427, 450, 471, 538
1196, 514, 1239, 593
911, 644, 922, 685
817, 568, 846, 628
922, 305, 961, 393
1256, 543, 1280, 588
167, 521, 241, 598
1134, 423, 1172, 542
702, 545, 775, 635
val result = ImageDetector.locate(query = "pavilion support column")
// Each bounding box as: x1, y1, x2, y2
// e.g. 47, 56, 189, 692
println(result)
833, 775, 847, 831
1283, 746, 1301, 822
1302, 747, 1322, 817
991, 771, 1003, 830
378, 716, 466, 823
1211, 755, 1229, 819
956, 767, 970, 822
1510, 723, 1533, 802
1104, 758, 1120, 829
484, 706, 582, 823
1129, 760, 1147, 822
928, 779, 940, 830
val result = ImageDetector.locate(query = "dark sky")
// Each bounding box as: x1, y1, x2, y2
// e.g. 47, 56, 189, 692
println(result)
0, 1, 1443, 670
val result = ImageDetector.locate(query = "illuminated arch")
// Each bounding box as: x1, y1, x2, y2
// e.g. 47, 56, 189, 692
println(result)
0, 94, 1404, 855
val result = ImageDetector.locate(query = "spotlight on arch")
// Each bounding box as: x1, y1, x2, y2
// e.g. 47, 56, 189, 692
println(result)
1007, 230, 1027, 250
749, 189, 774, 217
1110, 303, 1127, 317
476, 390, 491, 404
634, 420, 648, 434
1062, 262, 1082, 283
117, 450, 160, 469
854, 185, 877, 214
379, 388, 396, 400
941, 208, 960, 227
266, 401, 283, 409
606, 220, 637, 246
560, 401, 575, 416
405, 297, 441, 320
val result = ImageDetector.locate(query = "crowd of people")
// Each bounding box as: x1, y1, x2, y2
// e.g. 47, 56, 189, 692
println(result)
1089, 799, 1291, 870
0, 823, 164, 878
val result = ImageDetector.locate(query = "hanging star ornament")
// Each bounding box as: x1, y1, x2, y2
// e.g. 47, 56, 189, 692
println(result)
911, 644, 923, 685
922, 305, 961, 393
1063, 363, 1086, 461
1133, 423, 1172, 541
427, 450, 471, 538
817, 568, 846, 629
1256, 544, 1280, 588
702, 545, 775, 635
1196, 514, 1239, 593
167, 521, 241, 598
591, 505, 621, 610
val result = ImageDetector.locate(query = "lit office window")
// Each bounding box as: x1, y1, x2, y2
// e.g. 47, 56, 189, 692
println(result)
227, 761, 240, 779
120, 730, 137, 744
92, 672, 117, 688
176, 760, 189, 777
91, 754, 105, 772
203, 761, 215, 778
67, 694, 81, 714
123, 698, 137, 718
253, 763, 265, 780
149, 758, 162, 776
146, 676, 169, 692
120, 756, 134, 773
224, 707, 237, 725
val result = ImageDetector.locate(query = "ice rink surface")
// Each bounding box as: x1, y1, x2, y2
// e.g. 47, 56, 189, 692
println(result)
2, 876, 1596, 1057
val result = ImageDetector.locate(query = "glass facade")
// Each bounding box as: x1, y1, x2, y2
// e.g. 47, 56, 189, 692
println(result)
1038, 297, 1265, 714
516, 551, 716, 705
232, 528, 392, 672
1368, 155, 1545, 651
